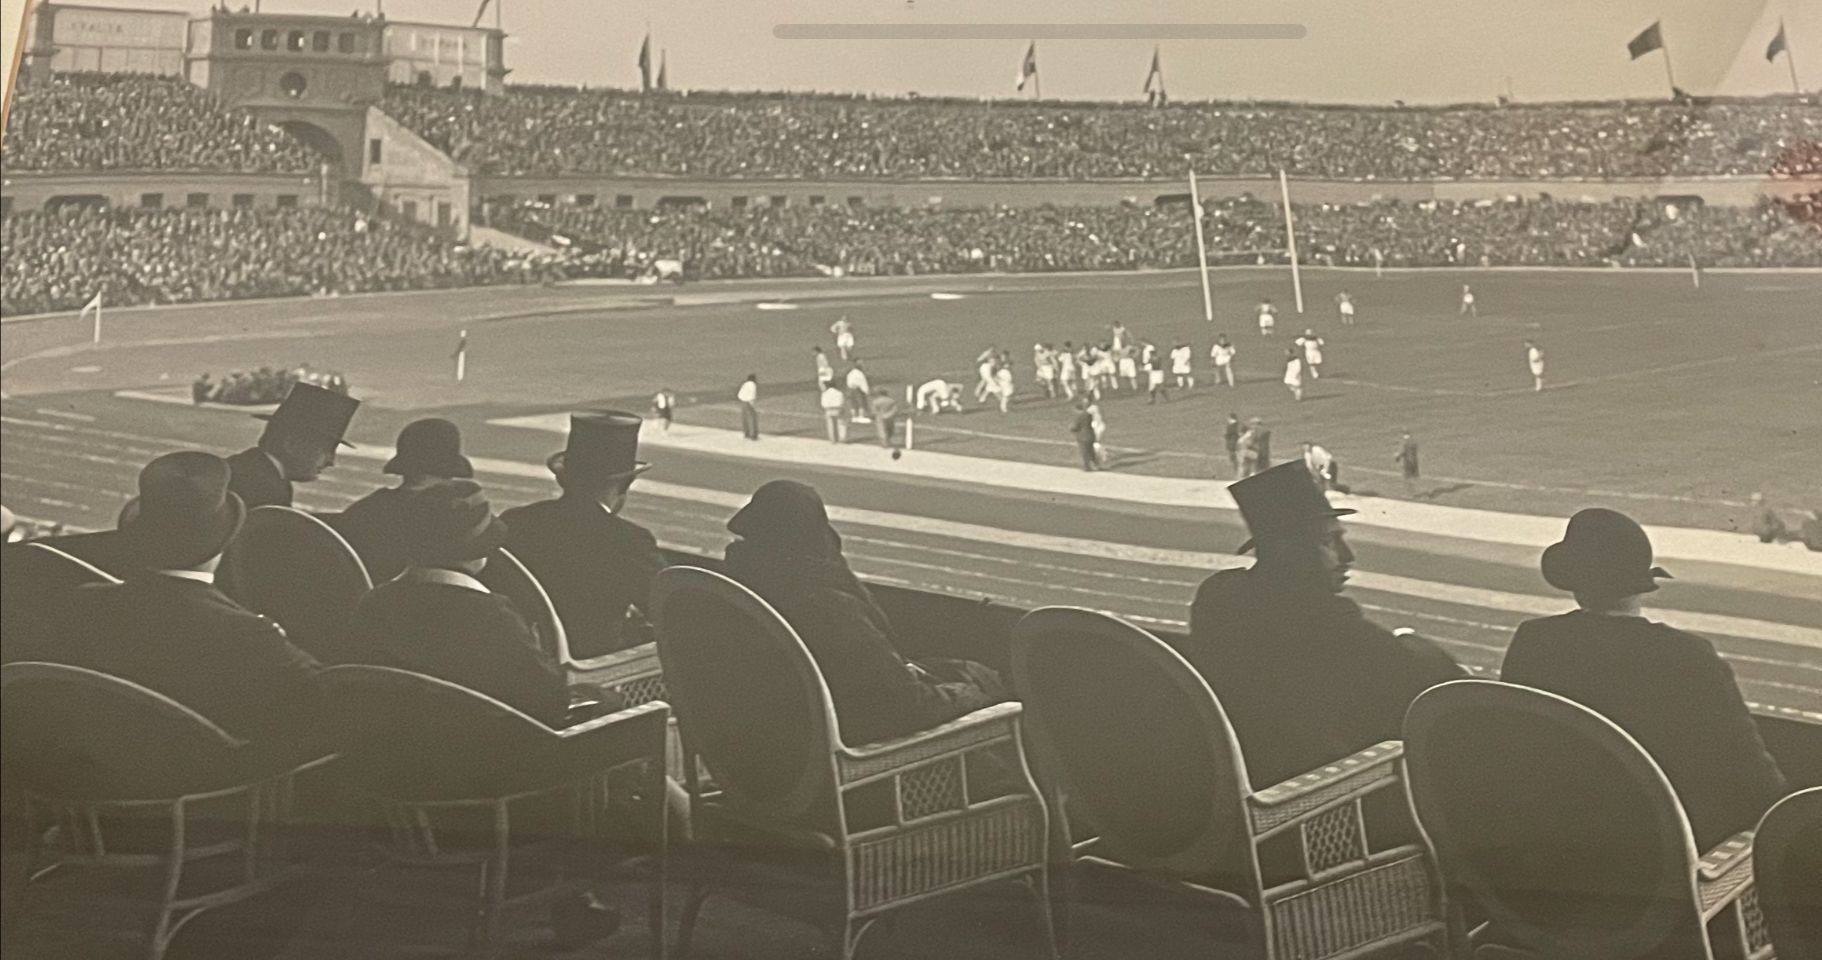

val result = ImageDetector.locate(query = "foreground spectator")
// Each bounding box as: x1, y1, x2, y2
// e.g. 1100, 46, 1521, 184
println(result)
333, 418, 473, 583
26, 452, 327, 764
226, 382, 360, 510
1179, 462, 1464, 787
722, 479, 1008, 746
1500, 508, 1787, 850
501, 412, 667, 660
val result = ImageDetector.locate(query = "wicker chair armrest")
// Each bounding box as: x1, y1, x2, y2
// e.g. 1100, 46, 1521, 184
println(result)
835, 702, 1022, 786
1248, 741, 1403, 835
1694, 830, 1757, 918
566, 642, 662, 686
556, 699, 670, 741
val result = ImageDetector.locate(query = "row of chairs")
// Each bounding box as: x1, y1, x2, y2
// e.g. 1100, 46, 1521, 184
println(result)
5, 518, 1818, 960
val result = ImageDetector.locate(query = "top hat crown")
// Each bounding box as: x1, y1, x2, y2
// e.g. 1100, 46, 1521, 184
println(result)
549, 411, 650, 484
384, 418, 472, 479
1229, 461, 1355, 553
255, 382, 360, 448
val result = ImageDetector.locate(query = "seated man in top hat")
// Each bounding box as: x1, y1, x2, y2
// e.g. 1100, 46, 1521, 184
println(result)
500, 412, 668, 661
331, 418, 474, 583
227, 382, 361, 510
1179, 461, 1464, 788
348, 480, 569, 727
25, 452, 328, 765
1501, 508, 1786, 851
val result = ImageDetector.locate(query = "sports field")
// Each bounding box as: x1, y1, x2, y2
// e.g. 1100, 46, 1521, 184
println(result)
6, 266, 1818, 530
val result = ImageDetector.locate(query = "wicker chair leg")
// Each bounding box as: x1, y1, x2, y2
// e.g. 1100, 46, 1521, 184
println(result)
1027, 867, 1061, 960
647, 760, 669, 960
144, 803, 187, 960
674, 883, 709, 958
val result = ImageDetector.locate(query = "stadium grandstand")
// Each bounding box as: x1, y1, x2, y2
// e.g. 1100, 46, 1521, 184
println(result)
3, 2, 1820, 958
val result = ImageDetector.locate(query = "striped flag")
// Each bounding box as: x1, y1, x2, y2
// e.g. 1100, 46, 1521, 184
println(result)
1143, 45, 1166, 105
1628, 22, 1664, 59
1015, 41, 1038, 91
79, 291, 103, 344
1765, 22, 1788, 62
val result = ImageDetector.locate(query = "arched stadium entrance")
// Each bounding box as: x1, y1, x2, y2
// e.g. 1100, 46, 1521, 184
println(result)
277, 120, 345, 174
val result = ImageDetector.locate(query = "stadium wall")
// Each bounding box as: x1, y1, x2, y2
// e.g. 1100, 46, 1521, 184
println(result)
472, 173, 1820, 212
0, 170, 326, 214
360, 106, 469, 239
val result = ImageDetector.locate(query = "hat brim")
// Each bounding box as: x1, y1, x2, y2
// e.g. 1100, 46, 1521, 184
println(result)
412, 513, 509, 565
383, 453, 474, 479
547, 452, 653, 481
1541, 542, 1672, 594
1235, 505, 1356, 554
118, 492, 246, 569
252, 412, 355, 448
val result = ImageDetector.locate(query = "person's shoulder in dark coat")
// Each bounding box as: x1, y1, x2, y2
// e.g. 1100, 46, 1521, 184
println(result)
1184, 566, 1463, 787
33, 574, 326, 761
499, 497, 666, 659
350, 578, 567, 728
329, 486, 413, 583
1500, 610, 1787, 851
226, 447, 292, 509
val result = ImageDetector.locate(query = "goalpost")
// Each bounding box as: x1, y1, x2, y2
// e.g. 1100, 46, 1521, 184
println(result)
1187, 169, 1308, 319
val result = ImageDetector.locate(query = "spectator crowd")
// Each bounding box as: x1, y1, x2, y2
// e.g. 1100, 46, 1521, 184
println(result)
386, 84, 1821, 181
3, 73, 319, 173
0, 205, 531, 314
193, 365, 351, 406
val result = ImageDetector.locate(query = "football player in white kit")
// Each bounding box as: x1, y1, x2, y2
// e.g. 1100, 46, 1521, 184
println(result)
1282, 347, 1304, 401
1294, 329, 1325, 380
1336, 291, 1357, 325
1257, 300, 1277, 336
1525, 339, 1545, 392
831, 316, 857, 359
1459, 285, 1478, 317
1210, 335, 1237, 387
1170, 342, 1195, 389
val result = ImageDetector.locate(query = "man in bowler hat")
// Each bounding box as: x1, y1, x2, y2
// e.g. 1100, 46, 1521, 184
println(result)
1178, 461, 1463, 787
1501, 508, 1786, 851
27, 452, 328, 765
227, 382, 361, 509
331, 418, 475, 582
500, 412, 668, 660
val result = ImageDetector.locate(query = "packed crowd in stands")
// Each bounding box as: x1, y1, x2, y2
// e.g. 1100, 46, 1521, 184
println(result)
0, 205, 528, 314
192, 365, 350, 406
2, 73, 319, 173
1, 394, 1816, 956
386, 85, 1822, 180
490, 193, 1822, 281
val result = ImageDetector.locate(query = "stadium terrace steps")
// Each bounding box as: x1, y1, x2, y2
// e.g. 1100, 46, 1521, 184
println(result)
484, 413, 1822, 579
467, 224, 560, 256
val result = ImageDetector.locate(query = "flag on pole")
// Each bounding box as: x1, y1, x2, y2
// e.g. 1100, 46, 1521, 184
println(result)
1628, 22, 1664, 59
453, 329, 468, 382
1766, 22, 1788, 61
1015, 41, 1038, 91
79, 292, 103, 344
638, 34, 653, 92
656, 50, 669, 91
1143, 45, 1167, 105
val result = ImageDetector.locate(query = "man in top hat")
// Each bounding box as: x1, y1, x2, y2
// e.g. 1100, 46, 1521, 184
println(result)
227, 382, 360, 509
1178, 462, 1463, 788
28, 452, 327, 764
331, 418, 474, 583
350, 480, 569, 727
1501, 508, 1786, 851
500, 412, 668, 661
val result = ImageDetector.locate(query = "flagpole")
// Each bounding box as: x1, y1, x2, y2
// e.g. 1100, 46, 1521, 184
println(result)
92, 296, 102, 345
1189, 170, 1214, 322
1278, 169, 1305, 314
1659, 32, 1679, 97
455, 329, 467, 382
1785, 26, 1803, 94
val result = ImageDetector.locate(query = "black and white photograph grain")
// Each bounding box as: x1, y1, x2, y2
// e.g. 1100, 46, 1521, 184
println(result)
0, 0, 1819, 956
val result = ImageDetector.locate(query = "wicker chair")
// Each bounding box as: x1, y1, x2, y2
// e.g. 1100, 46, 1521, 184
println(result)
319, 664, 670, 958
1009, 606, 1452, 960
1, 662, 330, 960
1403, 680, 1774, 960
479, 547, 669, 703
650, 565, 1057, 960
222, 505, 372, 663
1753, 786, 1821, 960
1, 542, 121, 662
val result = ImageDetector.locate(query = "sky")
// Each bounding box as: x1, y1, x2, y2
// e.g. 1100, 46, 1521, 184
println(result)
11, 0, 1822, 104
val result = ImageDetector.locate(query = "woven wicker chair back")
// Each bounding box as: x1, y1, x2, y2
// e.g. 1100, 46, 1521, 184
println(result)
319, 664, 570, 802
476, 547, 567, 663
652, 566, 841, 830
2, 542, 121, 662
1, 662, 248, 802
1011, 607, 1257, 885
1753, 787, 1822, 960
225, 506, 372, 663
1405, 680, 1706, 960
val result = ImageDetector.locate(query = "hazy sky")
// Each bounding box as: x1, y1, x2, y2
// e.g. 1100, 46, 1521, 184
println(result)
24, 0, 1822, 103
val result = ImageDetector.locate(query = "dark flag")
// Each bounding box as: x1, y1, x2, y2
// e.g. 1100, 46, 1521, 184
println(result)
1016, 41, 1038, 92
1765, 23, 1788, 62
638, 34, 652, 92
1628, 21, 1664, 59
657, 50, 669, 91
1143, 45, 1167, 105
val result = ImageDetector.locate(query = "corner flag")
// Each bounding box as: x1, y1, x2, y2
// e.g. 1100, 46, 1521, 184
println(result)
79, 292, 103, 344
453, 329, 468, 382
1016, 42, 1038, 92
